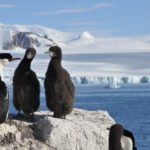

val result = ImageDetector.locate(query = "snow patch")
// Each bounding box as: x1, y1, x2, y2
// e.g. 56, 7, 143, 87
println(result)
80, 31, 95, 40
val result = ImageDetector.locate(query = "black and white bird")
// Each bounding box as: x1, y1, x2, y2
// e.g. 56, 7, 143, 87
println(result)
13, 48, 40, 118
0, 76, 9, 123
0, 53, 21, 81
0, 53, 20, 123
44, 46, 75, 118
109, 124, 137, 150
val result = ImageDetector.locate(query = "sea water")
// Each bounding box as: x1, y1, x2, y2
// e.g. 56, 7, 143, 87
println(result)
75, 83, 150, 150
9, 83, 150, 150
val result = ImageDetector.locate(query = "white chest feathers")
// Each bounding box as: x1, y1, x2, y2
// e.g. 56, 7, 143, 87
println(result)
0, 59, 9, 66
121, 135, 133, 150
0, 59, 10, 81
0, 64, 4, 81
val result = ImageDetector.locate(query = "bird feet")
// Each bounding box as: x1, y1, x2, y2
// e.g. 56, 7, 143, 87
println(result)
53, 113, 66, 119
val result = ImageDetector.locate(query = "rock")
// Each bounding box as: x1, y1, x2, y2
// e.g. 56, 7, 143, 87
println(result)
0, 109, 115, 150
3, 32, 41, 49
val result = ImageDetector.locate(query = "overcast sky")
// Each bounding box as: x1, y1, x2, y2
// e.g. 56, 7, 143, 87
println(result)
0, 0, 149, 37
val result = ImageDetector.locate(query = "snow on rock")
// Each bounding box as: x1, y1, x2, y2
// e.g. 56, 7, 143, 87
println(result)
0, 23, 77, 44
79, 31, 95, 40
67, 31, 95, 46
0, 23, 77, 51
0, 109, 115, 150
1, 23, 150, 78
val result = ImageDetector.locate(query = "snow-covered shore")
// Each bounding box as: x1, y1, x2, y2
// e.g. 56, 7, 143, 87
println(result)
0, 109, 115, 150
1, 23, 150, 81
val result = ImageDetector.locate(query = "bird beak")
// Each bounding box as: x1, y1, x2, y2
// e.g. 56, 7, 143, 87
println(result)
10, 57, 21, 62
45, 51, 49, 55
107, 128, 110, 130
45, 51, 54, 57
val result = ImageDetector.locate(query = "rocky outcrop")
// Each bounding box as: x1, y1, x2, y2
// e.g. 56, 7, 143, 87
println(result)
3, 32, 40, 49
0, 109, 115, 150
3, 32, 54, 50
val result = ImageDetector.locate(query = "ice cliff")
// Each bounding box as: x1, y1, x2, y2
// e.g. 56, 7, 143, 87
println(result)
0, 109, 115, 150
71, 76, 150, 84
4, 76, 150, 87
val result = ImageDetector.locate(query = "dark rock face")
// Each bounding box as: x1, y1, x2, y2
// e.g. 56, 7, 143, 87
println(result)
3, 32, 41, 50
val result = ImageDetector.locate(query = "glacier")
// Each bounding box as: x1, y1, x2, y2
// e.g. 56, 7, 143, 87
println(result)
70, 76, 150, 85
1, 23, 150, 86
4, 76, 150, 86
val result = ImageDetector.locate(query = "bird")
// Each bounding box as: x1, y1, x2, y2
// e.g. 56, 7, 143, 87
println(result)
0, 53, 21, 81
109, 124, 138, 150
44, 45, 75, 119
123, 129, 137, 150
0, 53, 21, 123
0, 76, 9, 123
13, 48, 40, 118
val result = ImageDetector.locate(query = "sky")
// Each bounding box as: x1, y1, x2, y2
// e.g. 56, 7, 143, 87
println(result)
0, 0, 150, 37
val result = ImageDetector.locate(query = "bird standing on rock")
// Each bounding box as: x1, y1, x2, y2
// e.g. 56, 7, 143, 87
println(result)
44, 46, 75, 119
0, 53, 21, 123
13, 48, 40, 119
0, 77, 9, 123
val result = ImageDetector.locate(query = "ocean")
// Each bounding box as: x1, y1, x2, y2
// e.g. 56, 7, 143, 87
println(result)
9, 83, 150, 150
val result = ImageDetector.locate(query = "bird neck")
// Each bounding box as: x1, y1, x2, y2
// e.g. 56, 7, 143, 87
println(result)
109, 136, 122, 150
49, 58, 62, 73
18, 57, 32, 71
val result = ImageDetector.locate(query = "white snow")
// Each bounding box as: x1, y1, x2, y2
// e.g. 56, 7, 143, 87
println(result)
0, 23, 77, 42
0, 29, 12, 49
0, 23, 150, 84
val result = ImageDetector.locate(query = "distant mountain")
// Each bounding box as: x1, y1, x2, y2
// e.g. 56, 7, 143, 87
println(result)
2, 31, 56, 50
0, 23, 81, 50
67, 31, 95, 46
79, 31, 95, 40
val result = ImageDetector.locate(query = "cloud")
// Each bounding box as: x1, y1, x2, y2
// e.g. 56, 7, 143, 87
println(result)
33, 3, 113, 16
92, 3, 113, 9
67, 22, 101, 26
0, 4, 15, 8
34, 11, 50, 16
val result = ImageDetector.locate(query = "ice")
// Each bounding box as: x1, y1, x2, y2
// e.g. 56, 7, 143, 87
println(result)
70, 76, 150, 85
0, 23, 150, 85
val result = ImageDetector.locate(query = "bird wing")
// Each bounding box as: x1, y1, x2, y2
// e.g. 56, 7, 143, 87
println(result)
0, 80, 7, 100
123, 129, 135, 145
63, 69, 75, 97
23, 71, 40, 110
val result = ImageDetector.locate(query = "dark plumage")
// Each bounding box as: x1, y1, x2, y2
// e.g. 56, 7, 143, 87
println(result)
109, 124, 123, 150
109, 124, 138, 150
0, 77, 9, 123
44, 46, 75, 118
13, 48, 40, 116
0, 53, 20, 61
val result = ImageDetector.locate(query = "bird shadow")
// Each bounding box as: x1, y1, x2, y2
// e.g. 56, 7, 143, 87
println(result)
8, 113, 53, 123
